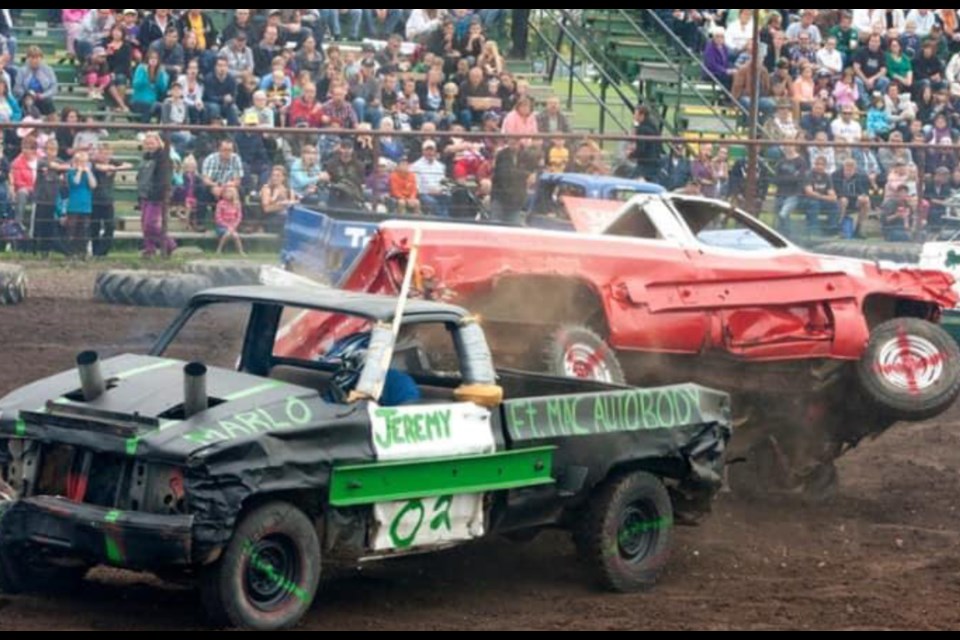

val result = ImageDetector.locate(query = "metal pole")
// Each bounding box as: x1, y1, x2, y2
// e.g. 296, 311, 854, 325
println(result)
746, 9, 762, 214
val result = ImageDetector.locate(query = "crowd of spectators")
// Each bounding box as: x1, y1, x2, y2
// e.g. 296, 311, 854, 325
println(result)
643, 9, 960, 242
10, 10, 960, 255
0, 9, 594, 257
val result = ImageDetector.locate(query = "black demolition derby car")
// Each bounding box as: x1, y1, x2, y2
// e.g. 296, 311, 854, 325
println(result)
0, 286, 731, 631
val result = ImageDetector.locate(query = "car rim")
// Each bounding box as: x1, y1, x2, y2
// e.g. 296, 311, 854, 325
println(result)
617, 503, 659, 564
244, 535, 301, 611
563, 342, 614, 383
876, 333, 945, 393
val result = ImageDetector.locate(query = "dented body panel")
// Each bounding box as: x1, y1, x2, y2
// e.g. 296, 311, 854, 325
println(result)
0, 288, 730, 578
334, 197, 957, 364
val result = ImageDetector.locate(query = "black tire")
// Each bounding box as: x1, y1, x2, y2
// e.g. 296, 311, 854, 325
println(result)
183, 260, 264, 288
0, 264, 26, 306
814, 241, 923, 264
856, 318, 960, 422
94, 271, 213, 308
200, 502, 321, 631
576, 472, 673, 593
0, 546, 88, 595
543, 325, 626, 385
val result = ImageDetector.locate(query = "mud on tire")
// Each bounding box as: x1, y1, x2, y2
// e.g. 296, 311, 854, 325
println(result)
94, 271, 213, 308
856, 318, 960, 422
200, 502, 321, 631
575, 472, 673, 593
0, 264, 26, 306
543, 325, 626, 385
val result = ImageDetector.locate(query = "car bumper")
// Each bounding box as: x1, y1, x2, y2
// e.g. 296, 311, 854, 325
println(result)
0, 496, 194, 569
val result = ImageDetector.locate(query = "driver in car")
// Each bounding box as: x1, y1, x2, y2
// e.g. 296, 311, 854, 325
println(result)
323, 332, 422, 407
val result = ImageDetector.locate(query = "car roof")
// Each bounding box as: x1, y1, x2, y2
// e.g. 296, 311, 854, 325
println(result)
541, 173, 666, 194
191, 286, 469, 324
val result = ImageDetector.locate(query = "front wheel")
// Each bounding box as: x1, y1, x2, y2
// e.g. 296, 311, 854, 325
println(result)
856, 318, 960, 422
200, 502, 321, 631
575, 472, 673, 593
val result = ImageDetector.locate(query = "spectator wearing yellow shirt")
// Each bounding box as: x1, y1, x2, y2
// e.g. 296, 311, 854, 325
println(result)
547, 138, 570, 174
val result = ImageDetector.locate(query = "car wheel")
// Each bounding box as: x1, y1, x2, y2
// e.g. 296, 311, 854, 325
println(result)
575, 472, 673, 593
0, 264, 27, 306
856, 318, 960, 422
200, 502, 321, 631
543, 325, 626, 385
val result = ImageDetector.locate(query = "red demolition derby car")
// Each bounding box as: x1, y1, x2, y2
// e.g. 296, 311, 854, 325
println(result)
277, 194, 960, 498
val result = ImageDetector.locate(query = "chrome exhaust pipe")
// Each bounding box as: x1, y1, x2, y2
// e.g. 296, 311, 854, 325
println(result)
77, 351, 106, 402
184, 362, 209, 419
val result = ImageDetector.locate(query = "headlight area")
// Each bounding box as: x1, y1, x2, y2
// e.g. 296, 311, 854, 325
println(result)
1, 438, 188, 516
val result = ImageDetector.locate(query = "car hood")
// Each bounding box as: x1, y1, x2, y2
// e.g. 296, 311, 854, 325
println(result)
0, 355, 363, 463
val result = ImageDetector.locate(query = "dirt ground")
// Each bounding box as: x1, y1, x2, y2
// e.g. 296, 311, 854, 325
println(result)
0, 266, 959, 630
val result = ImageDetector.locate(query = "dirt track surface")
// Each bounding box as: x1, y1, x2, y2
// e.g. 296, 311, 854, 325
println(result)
1, 267, 959, 630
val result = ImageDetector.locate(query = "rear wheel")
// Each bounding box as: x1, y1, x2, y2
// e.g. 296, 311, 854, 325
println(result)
576, 472, 673, 593
543, 325, 626, 385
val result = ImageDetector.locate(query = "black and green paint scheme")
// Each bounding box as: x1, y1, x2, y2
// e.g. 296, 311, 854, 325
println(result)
0, 289, 731, 578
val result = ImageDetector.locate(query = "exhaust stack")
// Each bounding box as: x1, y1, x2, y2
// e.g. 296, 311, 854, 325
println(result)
184, 363, 209, 420
77, 351, 106, 402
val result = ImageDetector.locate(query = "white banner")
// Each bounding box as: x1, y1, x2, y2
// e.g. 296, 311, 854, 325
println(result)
372, 494, 486, 552
369, 403, 494, 463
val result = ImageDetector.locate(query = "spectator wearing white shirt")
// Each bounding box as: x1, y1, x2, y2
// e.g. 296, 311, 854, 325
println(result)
817, 37, 844, 77
906, 9, 937, 38
726, 9, 754, 55
411, 141, 449, 217
406, 9, 448, 42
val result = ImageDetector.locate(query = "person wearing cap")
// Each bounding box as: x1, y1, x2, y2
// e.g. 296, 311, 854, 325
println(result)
323, 141, 365, 210
881, 184, 917, 242
411, 141, 450, 217
349, 57, 383, 129
219, 32, 255, 78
